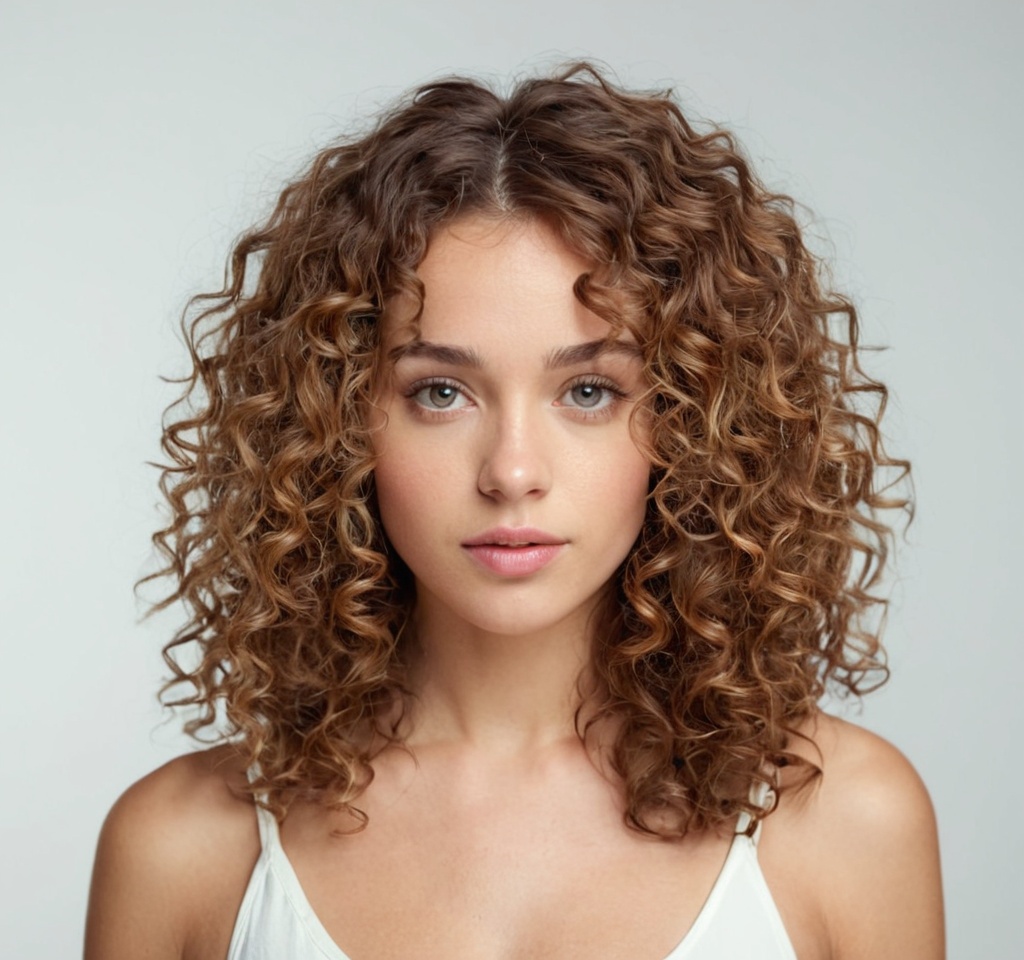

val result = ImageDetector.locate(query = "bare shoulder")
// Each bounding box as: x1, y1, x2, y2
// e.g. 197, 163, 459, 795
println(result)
791, 712, 936, 829
761, 712, 945, 960
84, 745, 260, 960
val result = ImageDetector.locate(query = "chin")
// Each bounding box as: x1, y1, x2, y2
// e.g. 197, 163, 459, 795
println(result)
417, 584, 608, 642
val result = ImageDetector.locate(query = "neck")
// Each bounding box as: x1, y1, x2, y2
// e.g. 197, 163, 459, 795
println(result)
402, 596, 601, 756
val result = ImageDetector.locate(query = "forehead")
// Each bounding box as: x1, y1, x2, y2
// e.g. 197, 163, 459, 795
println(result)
385, 215, 624, 351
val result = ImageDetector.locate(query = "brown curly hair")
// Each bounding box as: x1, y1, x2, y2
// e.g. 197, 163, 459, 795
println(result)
151, 62, 909, 836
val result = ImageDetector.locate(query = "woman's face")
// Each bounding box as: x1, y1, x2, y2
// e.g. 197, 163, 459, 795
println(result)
372, 215, 651, 641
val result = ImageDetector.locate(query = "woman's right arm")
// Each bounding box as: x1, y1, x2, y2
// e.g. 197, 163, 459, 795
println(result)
84, 748, 259, 960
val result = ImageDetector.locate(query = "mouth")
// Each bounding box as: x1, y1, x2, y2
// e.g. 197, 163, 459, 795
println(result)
461, 528, 567, 577
461, 527, 566, 548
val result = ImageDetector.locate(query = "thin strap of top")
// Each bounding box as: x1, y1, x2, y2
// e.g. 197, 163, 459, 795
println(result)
246, 764, 279, 850
735, 780, 775, 843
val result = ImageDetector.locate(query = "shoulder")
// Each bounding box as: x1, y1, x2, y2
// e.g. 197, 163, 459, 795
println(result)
85, 745, 260, 960
760, 712, 944, 960
98, 745, 259, 875
788, 712, 936, 831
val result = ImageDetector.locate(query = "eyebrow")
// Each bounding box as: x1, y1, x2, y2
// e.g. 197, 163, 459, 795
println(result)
543, 338, 643, 368
389, 340, 485, 367
390, 337, 642, 369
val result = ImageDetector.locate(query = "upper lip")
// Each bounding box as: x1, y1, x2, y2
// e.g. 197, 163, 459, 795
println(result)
462, 527, 566, 547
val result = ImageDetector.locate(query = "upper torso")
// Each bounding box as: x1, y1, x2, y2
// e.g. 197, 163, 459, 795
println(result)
174, 733, 828, 960
88, 713, 942, 960
227, 778, 797, 960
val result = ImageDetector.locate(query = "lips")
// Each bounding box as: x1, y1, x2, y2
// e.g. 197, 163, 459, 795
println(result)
461, 527, 567, 576
461, 527, 565, 548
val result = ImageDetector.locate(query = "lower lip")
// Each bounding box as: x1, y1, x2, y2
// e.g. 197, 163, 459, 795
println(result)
463, 544, 565, 577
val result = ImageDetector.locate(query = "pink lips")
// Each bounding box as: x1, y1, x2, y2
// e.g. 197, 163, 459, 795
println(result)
461, 527, 566, 577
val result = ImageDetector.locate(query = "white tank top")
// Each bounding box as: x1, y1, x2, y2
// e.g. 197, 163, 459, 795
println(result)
226, 791, 797, 960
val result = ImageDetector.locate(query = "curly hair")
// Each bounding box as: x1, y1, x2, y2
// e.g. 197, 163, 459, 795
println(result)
151, 62, 909, 836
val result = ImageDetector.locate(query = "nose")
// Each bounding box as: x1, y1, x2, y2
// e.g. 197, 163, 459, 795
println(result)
477, 406, 552, 502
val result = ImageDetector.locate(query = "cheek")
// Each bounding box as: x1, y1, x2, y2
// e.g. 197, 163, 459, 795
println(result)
571, 437, 650, 530
618, 423, 653, 522
374, 452, 425, 531
617, 458, 653, 531
372, 409, 420, 518
373, 431, 461, 545
609, 429, 652, 490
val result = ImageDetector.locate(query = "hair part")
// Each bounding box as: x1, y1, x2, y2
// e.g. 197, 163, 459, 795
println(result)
148, 62, 910, 836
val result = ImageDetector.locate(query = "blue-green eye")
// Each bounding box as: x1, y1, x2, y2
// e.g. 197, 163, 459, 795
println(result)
425, 384, 459, 407
560, 378, 621, 413
568, 383, 606, 408
409, 379, 467, 411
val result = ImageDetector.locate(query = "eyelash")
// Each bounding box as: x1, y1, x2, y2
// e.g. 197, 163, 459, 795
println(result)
403, 376, 629, 420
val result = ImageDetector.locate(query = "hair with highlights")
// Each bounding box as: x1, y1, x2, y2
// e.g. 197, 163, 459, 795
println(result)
151, 63, 909, 836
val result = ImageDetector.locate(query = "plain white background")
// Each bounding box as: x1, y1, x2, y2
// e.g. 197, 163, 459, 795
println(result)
2, 1, 1021, 956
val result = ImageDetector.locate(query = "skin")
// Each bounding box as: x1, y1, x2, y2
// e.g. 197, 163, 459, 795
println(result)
85, 216, 944, 960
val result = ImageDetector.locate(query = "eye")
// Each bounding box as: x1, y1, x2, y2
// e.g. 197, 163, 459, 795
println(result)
407, 378, 469, 412
567, 383, 607, 408
557, 377, 625, 415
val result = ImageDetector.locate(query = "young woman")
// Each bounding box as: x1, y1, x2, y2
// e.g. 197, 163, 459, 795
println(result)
85, 64, 944, 960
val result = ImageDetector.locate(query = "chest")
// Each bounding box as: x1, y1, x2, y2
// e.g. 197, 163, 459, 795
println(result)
277, 769, 735, 960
